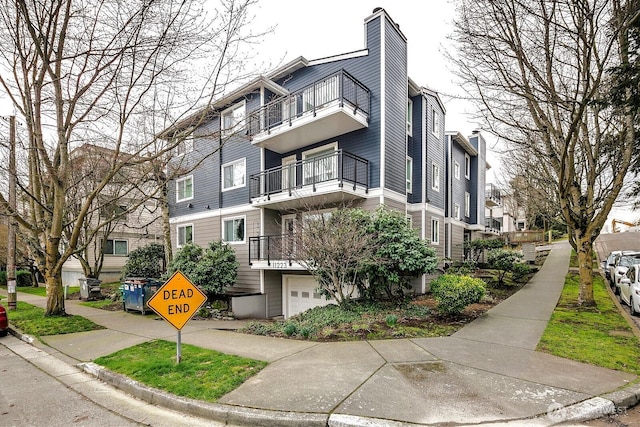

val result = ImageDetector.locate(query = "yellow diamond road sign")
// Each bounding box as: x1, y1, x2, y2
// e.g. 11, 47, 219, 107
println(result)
147, 271, 207, 330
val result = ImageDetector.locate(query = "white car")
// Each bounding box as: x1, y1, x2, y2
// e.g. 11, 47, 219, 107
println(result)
619, 264, 640, 316
603, 250, 622, 287
613, 252, 640, 295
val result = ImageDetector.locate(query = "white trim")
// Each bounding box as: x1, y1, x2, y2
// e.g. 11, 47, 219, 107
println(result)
406, 99, 413, 135
221, 100, 246, 134
222, 215, 246, 244
379, 13, 386, 205
221, 158, 246, 192
104, 238, 129, 256
454, 160, 460, 180
308, 49, 369, 66
465, 191, 471, 217
176, 223, 194, 247
431, 108, 440, 138
302, 142, 337, 158
431, 162, 440, 192
406, 156, 413, 194
169, 204, 259, 224
176, 175, 194, 202
465, 153, 471, 179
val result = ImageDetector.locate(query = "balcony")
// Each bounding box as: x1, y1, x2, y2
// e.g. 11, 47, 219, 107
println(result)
249, 234, 306, 270
249, 150, 369, 209
486, 183, 502, 207
246, 70, 370, 153
485, 217, 502, 235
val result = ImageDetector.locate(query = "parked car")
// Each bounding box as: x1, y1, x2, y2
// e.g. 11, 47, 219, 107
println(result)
613, 251, 640, 295
603, 250, 622, 286
619, 264, 640, 316
0, 303, 8, 336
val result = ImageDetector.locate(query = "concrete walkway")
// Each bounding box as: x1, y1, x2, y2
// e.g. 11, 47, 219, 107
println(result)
1, 240, 639, 426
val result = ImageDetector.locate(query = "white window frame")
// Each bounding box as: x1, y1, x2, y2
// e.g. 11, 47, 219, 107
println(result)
431, 162, 440, 192
465, 153, 471, 179
175, 128, 194, 156
222, 158, 246, 191
406, 156, 413, 193
223, 216, 246, 244
302, 142, 338, 186
221, 101, 246, 134
431, 108, 439, 137
454, 203, 461, 220
431, 218, 440, 245
454, 160, 460, 180
465, 192, 471, 217
406, 99, 413, 135
176, 175, 193, 202
177, 223, 194, 247
104, 239, 128, 256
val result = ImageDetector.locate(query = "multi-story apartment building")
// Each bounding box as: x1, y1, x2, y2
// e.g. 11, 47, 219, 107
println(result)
166, 8, 490, 318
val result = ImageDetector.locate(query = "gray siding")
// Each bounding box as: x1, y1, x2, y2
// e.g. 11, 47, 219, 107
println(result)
383, 16, 408, 195
425, 96, 445, 210
450, 223, 466, 262
264, 270, 283, 318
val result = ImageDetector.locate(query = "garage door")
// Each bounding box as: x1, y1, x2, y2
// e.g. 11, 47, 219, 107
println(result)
284, 275, 335, 318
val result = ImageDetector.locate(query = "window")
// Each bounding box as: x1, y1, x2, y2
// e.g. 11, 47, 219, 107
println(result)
223, 217, 245, 243
465, 192, 471, 217
431, 219, 439, 245
406, 157, 413, 193
431, 162, 440, 192
406, 99, 413, 135
454, 204, 461, 220
454, 161, 460, 180
177, 224, 193, 247
464, 154, 471, 179
222, 158, 246, 191
431, 108, 439, 137
175, 129, 194, 156
222, 101, 245, 134
104, 239, 128, 256
176, 176, 193, 202
303, 144, 337, 185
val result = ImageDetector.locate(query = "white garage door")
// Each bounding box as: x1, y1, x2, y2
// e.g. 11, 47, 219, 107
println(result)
284, 275, 335, 318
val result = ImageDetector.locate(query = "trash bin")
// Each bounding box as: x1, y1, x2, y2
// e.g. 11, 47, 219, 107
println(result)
78, 277, 102, 300
121, 278, 160, 315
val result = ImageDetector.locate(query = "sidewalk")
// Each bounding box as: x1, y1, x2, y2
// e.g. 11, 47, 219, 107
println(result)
2, 240, 639, 426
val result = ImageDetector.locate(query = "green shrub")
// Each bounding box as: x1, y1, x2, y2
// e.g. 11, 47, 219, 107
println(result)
511, 263, 533, 283
16, 270, 32, 286
122, 243, 165, 279
448, 260, 477, 275
241, 321, 281, 336
487, 249, 523, 286
0, 271, 6, 286
386, 314, 398, 327
300, 326, 313, 338
430, 274, 486, 315
283, 323, 298, 336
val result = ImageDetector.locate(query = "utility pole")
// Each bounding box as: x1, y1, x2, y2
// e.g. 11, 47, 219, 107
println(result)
7, 115, 17, 310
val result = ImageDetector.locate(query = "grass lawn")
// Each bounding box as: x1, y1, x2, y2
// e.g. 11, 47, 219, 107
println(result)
14, 286, 80, 297
8, 301, 104, 336
537, 273, 640, 375
94, 340, 267, 402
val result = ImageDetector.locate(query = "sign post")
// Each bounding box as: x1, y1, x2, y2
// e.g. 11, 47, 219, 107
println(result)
147, 271, 207, 364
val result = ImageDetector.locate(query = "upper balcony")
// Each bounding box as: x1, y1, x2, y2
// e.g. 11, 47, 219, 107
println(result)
485, 183, 502, 207
249, 149, 369, 210
246, 70, 370, 154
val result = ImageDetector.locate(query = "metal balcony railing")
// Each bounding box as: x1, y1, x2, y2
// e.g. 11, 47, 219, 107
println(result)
249, 150, 369, 200
485, 183, 502, 205
485, 217, 502, 233
246, 69, 370, 137
249, 234, 300, 266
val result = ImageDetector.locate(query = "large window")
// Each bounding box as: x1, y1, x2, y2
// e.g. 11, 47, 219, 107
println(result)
465, 154, 471, 179
223, 217, 245, 243
302, 143, 337, 186
465, 192, 471, 217
176, 176, 193, 202
104, 239, 128, 256
406, 157, 413, 193
177, 224, 193, 247
222, 158, 246, 191
406, 99, 413, 135
431, 108, 439, 137
454, 160, 460, 180
222, 101, 245, 134
454, 204, 461, 220
431, 162, 440, 192
431, 219, 439, 245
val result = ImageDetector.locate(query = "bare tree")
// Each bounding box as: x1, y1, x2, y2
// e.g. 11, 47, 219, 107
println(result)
0, 0, 266, 315
448, 0, 638, 305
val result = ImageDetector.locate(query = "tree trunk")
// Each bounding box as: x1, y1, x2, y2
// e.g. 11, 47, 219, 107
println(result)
45, 273, 65, 316
576, 238, 596, 307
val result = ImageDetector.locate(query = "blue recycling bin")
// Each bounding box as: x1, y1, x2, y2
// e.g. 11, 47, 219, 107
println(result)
121, 278, 161, 314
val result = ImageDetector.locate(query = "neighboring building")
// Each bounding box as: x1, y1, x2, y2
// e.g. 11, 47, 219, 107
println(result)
166, 8, 490, 318
61, 144, 163, 286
